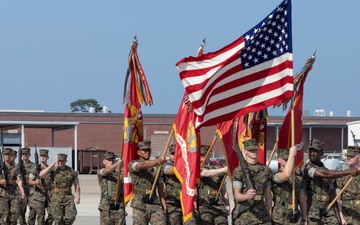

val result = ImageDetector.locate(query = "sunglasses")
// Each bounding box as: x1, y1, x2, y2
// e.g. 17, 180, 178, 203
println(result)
140, 149, 151, 152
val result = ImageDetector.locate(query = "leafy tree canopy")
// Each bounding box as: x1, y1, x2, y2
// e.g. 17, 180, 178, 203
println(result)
70, 99, 102, 112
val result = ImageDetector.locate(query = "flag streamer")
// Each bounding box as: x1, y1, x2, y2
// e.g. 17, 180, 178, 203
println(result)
122, 36, 153, 206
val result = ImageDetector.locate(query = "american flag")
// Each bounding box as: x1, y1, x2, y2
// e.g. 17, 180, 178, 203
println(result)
176, 0, 293, 128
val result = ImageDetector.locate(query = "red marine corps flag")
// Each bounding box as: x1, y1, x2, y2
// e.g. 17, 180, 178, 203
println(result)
173, 39, 205, 222
216, 117, 243, 179
176, 0, 293, 128
122, 36, 153, 205
173, 95, 200, 222
277, 53, 316, 168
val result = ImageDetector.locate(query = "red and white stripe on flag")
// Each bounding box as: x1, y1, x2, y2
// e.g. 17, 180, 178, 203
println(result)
176, 0, 293, 128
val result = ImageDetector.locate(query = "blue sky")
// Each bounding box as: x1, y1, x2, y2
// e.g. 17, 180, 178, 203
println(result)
1, 1, 359, 117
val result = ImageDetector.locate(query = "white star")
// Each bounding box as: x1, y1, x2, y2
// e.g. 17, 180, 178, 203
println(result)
253, 58, 259, 64
257, 50, 262, 56
263, 54, 268, 60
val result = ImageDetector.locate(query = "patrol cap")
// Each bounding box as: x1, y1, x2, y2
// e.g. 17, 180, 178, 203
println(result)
309, 139, 324, 151
345, 146, 360, 157
39, 149, 49, 156
21, 147, 31, 154
2, 148, 13, 155
168, 144, 176, 155
200, 145, 210, 156
103, 151, 116, 160
243, 139, 258, 151
138, 141, 151, 150
277, 148, 290, 160
58, 153, 68, 161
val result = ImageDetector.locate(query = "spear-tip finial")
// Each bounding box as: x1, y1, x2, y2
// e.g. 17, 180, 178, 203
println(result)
202, 37, 206, 46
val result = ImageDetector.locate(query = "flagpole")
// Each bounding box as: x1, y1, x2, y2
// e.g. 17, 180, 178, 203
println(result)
266, 142, 278, 167
215, 175, 227, 199
291, 107, 296, 213
200, 134, 218, 168
327, 167, 360, 211
114, 138, 124, 204
149, 129, 174, 198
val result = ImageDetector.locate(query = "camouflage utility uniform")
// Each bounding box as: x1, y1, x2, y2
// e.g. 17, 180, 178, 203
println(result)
28, 163, 53, 225
272, 170, 306, 225
302, 161, 338, 225
232, 162, 272, 225
163, 160, 183, 225
49, 165, 79, 225
337, 175, 360, 224
97, 167, 126, 225
17, 148, 36, 225
0, 150, 22, 225
128, 159, 166, 225
198, 163, 228, 225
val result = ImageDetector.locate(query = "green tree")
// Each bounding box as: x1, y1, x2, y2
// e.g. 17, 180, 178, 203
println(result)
70, 99, 102, 112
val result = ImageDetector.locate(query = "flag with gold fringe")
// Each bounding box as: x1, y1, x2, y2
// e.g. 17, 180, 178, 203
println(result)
123, 36, 153, 205
173, 39, 205, 222
277, 53, 316, 168
173, 95, 200, 222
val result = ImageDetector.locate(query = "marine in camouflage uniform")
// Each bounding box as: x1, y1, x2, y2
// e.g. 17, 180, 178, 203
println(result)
272, 147, 307, 225
40, 153, 81, 225
17, 147, 37, 225
128, 141, 166, 225
0, 148, 26, 225
337, 146, 360, 225
198, 145, 229, 225
28, 149, 53, 225
232, 139, 272, 225
301, 139, 359, 225
162, 144, 183, 225
97, 151, 126, 225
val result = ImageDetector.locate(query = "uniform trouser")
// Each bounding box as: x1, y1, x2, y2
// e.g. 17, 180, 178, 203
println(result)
0, 195, 21, 225
51, 194, 77, 225
307, 201, 339, 225
271, 206, 304, 225
165, 202, 182, 225
340, 205, 360, 225
198, 205, 228, 225
132, 203, 166, 225
18, 191, 30, 225
28, 193, 52, 225
99, 208, 126, 225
